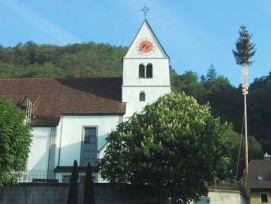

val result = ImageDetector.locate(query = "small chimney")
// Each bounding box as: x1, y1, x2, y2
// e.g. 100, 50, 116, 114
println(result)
264, 153, 270, 160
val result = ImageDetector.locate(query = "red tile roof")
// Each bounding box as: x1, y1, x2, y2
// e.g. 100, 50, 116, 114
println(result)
248, 160, 271, 189
0, 78, 126, 126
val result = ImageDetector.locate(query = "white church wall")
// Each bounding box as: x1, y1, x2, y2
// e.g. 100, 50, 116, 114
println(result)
124, 21, 168, 60
122, 58, 170, 86
122, 20, 171, 120
123, 86, 171, 118
27, 127, 51, 171
58, 115, 122, 166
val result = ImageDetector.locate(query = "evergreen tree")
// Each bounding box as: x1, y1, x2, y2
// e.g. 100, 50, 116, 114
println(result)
84, 163, 95, 204
67, 160, 79, 204
206, 64, 217, 81
232, 25, 256, 66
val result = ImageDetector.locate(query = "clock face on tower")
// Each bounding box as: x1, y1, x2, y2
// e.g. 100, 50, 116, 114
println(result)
137, 39, 155, 55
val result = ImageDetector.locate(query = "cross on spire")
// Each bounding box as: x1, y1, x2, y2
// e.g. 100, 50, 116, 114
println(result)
142, 0, 149, 19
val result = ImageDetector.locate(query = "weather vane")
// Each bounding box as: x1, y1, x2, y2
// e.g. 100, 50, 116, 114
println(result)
142, 0, 149, 19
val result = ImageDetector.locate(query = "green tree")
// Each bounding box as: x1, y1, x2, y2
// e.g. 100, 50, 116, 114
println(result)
206, 64, 217, 81
247, 76, 271, 152
171, 70, 204, 101
0, 42, 126, 78
227, 131, 263, 179
232, 25, 256, 66
84, 163, 95, 204
99, 92, 235, 204
67, 160, 79, 204
199, 65, 239, 124
0, 97, 31, 186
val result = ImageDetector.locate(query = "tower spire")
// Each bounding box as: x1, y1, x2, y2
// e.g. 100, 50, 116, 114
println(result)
142, 0, 149, 19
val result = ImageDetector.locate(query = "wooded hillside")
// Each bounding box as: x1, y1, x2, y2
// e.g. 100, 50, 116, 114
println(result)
0, 41, 270, 157
0, 41, 126, 78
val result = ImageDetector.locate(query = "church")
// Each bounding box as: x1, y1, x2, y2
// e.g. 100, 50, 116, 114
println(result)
0, 20, 171, 182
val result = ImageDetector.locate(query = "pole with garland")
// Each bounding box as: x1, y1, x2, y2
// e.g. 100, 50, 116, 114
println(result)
232, 25, 256, 193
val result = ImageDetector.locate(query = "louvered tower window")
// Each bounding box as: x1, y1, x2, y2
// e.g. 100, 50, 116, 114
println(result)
139, 64, 145, 78
146, 63, 153, 78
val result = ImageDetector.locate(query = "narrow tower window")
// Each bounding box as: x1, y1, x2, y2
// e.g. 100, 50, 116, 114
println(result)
139, 64, 145, 78
146, 63, 153, 78
139, 92, 145, 101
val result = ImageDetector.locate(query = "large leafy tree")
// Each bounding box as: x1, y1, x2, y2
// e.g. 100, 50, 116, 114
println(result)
232, 25, 256, 66
99, 92, 235, 204
0, 97, 31, 186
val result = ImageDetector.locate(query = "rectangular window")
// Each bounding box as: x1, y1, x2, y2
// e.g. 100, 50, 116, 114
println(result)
261, 193, 268, 204
62, 175, 71, 183
81, 127, 97, 167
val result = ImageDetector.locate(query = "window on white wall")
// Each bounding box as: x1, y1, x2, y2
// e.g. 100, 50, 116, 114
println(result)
81, 127, 97, 167
261, 193, 268, 204
146, 63, 153, 78
139, 92, 145, 101
139, 63, 153, 78
139, 64, 145, 78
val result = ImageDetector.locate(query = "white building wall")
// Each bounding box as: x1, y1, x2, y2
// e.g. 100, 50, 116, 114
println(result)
27, 127, 51, 171
122, 58, 170, 86
57, 115, 122, 166
122, 86, 170, 118
124, 21, 168, 60
208, 190, 246, 204
122, 57, 171, 118
122, 21, 171, 119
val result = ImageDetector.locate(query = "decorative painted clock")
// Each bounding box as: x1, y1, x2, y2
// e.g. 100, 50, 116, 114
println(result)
137, 39, 155, 55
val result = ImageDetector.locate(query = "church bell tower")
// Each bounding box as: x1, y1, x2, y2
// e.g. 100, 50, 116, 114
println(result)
122, 20, 171, 120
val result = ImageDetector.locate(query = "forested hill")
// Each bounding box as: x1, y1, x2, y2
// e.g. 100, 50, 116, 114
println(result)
0, 41, 127, 78
0, 41, 271, 156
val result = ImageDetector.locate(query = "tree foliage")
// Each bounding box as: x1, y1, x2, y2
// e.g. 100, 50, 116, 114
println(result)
0, 97, 31, 186
172, 65, 268, 159
67, 160, 79, 204
227, 131, 263, 179
0, 41, 127, 78
247, 75, 271, 151
171, 70, 204, 101
232, 25, 256, 66
99, 92, 235, 204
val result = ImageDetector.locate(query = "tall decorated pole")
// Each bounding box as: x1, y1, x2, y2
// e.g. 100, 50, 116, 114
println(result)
232, 25, 256, 182
242, 65, 249, 176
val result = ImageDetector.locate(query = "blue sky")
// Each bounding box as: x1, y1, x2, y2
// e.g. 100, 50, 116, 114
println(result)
0, 0, 270, 87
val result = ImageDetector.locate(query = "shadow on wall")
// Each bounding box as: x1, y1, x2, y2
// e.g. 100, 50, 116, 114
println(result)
97, 133, 109, 152
25, 132, 108, 182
